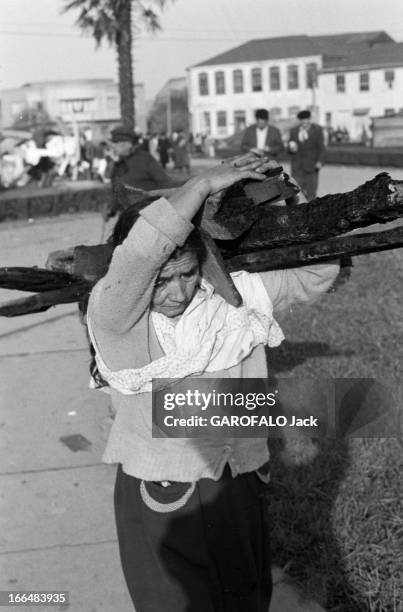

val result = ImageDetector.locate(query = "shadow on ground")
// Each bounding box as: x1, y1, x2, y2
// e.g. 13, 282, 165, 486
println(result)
268, 340, 355, 373
267, 438, 367, 611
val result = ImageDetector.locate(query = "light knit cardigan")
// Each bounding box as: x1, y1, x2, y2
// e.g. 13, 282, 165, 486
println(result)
88, 198, 339, 482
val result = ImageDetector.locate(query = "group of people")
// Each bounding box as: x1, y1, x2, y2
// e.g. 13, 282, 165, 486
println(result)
140, 130, 192, 173
241, 107, 325, 201
0, 128, 113, 190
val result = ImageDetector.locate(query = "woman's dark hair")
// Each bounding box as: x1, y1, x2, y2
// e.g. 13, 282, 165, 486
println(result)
110, 198, 207, 264
87, 197, 207, 388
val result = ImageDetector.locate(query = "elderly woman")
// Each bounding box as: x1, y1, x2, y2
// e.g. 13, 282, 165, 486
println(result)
87, 157, 339, 612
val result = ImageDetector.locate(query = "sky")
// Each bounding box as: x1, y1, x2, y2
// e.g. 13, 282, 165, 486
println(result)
0, 0, 403, 101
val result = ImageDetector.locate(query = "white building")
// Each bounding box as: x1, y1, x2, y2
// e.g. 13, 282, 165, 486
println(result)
187, 31, 400, 142
320, 43, 403, 140
0, 78, 146, 139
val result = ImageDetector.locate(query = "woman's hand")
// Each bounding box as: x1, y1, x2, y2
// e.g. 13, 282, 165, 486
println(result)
168, 159, 268, 221
199, 157, 268, 195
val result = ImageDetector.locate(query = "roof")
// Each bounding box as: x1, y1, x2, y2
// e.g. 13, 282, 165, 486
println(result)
21, 78, 116, 88
193, 36, 318, 67
311, 31, 393, 48
322, 42, 403, 71
191, 31, 393, 68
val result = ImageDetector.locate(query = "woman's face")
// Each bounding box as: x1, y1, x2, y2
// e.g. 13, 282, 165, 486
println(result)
151, 251, 200, 319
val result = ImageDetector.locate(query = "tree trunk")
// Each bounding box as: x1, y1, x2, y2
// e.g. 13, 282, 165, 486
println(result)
116, 0, 135, 130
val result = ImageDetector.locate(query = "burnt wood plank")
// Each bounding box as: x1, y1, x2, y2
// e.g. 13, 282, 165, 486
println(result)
225, 226, 403, 272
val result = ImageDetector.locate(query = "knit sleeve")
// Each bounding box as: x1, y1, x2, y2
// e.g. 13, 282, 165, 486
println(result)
88, 197, 194, 334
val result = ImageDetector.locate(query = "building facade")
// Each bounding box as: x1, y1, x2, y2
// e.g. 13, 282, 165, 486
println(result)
0, 78, 146, 139
320, 44, 403, 140
187, 31, 402, 142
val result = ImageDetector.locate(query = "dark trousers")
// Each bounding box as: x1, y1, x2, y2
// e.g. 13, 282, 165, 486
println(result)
293, 169, 319, 201
114, 464, 272, 612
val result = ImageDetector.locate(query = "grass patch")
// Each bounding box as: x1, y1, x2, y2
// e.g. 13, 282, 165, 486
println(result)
266, 249, 403, 611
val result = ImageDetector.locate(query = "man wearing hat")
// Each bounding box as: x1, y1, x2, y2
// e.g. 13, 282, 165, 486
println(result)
288, 110, 325, 201
105, 125, 176, 219
240, 109, 284, 159
110, 125, 175, 191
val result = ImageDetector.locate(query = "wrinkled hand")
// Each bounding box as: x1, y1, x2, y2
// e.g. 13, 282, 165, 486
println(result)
201, 158, 267, 195
169, 157, 274, 221
203, 154, 281, 216
222, 152, 280, 175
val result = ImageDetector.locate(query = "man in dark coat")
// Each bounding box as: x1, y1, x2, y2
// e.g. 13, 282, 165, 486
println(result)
106, 125, 176, 219
288, 110, 325, 201
240, 109, 284, 159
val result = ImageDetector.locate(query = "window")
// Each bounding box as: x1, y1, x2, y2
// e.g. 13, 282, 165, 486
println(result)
336, 74, 345, 93
217, 111, 227, 127
215, 71, 225, 95
234, 110, 246, 132
384, 108, 395, 117
59, 98, 96, 114
306, 63, 318, 88
287, 65, 299, 89
269, 107, 282, 120
217, 111, 227, 136
269, 66, 280, 90
385, 70, 395, 88
201, 111, 211, 132
251, 68, 262, 92
198, 72, 209, 96
325, 112, 332, 126
233, 69, 244, 93
359, 72, 369, 91
288, 106, 300, 119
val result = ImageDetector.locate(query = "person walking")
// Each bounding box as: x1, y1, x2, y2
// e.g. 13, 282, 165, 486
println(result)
288, 110, 325, 201
173, 131, 191, 174
86, 156, 339, 611
241, 109, 284, 159
157, 133, 171, 169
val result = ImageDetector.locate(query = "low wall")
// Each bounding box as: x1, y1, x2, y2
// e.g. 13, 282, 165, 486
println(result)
324, 145, 403, 168
216, 144, 403, 167
0, 181, 112, 222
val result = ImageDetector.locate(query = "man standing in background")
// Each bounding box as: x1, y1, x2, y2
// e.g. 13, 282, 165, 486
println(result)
241, 109, 284, 159
104, 125, 176, 220
288, 110, 325, 201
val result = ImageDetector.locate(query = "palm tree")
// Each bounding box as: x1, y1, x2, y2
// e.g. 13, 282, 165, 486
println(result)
63, 0, 169, 131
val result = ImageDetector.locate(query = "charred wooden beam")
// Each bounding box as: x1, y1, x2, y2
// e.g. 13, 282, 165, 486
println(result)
216, 173, 403, 254
0, 266, 85, 292
0, 281, 91, 317
225, 226, 403, 272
